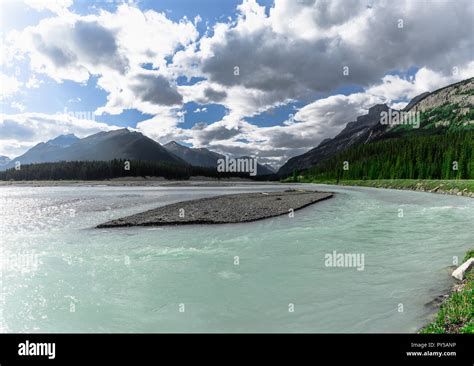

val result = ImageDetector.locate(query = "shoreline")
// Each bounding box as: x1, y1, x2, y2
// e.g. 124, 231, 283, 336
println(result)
97, 189, 333, 228
298, 179, 474, 198
0, 177, 283, 188
3, 178, 473, 198
420, 250, 473, 333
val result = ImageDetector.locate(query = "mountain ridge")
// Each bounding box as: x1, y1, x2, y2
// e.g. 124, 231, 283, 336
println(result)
1, 128, 186, 170
164, 140, 224, 168
164, 141, 275, 175
1, 129, 276, 176
278, 103, 391, 176
278, 77, 474, 176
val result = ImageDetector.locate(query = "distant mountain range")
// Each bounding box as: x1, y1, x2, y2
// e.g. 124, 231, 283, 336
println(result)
163, 141, 275, 175
278, 77, 474, 176
164, 140, 224, 168
1, 129, 186, 171
1, 129, 275, 176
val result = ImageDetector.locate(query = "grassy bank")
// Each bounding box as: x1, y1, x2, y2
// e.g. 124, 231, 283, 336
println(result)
283, 178, 474, 197
420, 250, 473, 334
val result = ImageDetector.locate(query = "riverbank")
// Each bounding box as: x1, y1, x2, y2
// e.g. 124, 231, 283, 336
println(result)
0, 177, 276, 187
420, 250, 473, 334
97, 189, 333, 228
284, 178, 474, 198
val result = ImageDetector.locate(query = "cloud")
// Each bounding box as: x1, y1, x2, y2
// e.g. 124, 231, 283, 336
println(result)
191, 120, 245, 144
0, 119, 36, 140
203, 88, 227, 103
0, 73, 22, 100
71, 20, 128, 72
364, 64, 474, 104
130, 73, 183, 106
24, 0, 73, 15
10, 102, 26, 112
187, 0, 474, 108
7, 4, 198, 113
135, 109, 189, 144
11, 17, 127, 83
26, 75, 43, 89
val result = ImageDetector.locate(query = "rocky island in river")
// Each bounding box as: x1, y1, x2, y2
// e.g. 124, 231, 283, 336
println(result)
97, 190, 333, 228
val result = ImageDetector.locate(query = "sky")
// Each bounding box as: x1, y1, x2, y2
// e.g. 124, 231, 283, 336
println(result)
0, 0, 473, 167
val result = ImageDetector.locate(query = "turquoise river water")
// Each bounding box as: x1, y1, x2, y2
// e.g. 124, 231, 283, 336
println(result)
0, 183, 472, 332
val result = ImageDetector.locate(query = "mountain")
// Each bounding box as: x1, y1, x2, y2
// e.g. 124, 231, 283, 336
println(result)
404, 78, 473, 113
3, 129, 277, 176
364, 77, 474, 142
0, 156, 11, 166
261, 163, 276, 174
278, 77, 474, 176
164, 141, 224, 168
402, 92, 430, 111
2, 134, 80, 169
164, 141, 276, 176
2, 129, 186, 170
278, 104, 390, 176
48, 134, 80, 147
257, 163, 276, 176
236, 156, 276, 176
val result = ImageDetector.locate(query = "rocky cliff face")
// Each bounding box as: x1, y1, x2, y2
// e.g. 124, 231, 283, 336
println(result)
406, 78, 473, 113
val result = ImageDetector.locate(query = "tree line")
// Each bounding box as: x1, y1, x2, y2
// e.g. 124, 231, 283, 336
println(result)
296, 131, 474, 181
0, 159, 266, 181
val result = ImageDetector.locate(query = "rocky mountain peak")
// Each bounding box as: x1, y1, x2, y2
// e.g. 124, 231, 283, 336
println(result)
165, 141, 182, 147
367, 104, 389, 115
47, 134, 80, 147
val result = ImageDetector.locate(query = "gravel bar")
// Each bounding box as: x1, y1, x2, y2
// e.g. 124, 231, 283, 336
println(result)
97, 189, 333, 228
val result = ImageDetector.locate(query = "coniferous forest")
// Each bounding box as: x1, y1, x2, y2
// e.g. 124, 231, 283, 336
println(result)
0, 159, 262, 181
298, 131, 474, 181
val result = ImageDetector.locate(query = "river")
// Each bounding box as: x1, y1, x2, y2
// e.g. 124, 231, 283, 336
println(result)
0, 183, 472, 332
